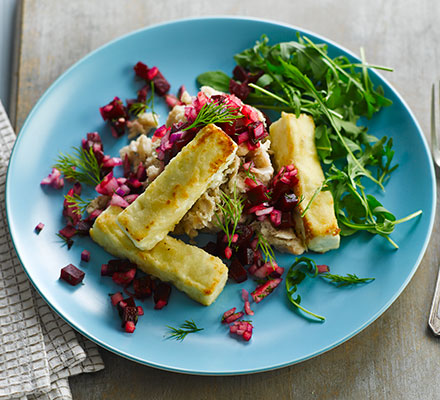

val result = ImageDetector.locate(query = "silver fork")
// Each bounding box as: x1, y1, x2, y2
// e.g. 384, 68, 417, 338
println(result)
428, 83, 440, 335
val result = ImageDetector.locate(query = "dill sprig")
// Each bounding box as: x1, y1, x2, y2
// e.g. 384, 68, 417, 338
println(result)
54, 146, 101, 186
184, 102, 242, 131
165, 320, 204, 341
321, 273, 375, 287
56, 233, 74, 249
256, 232, 276, 267
214, 186, 244, 248
64, 193, 92, 216
129, 81, 157, 117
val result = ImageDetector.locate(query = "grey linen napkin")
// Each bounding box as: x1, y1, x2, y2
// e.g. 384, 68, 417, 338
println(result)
0, 100, 104, 400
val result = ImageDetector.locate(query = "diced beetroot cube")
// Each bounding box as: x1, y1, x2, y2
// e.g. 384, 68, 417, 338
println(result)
233, 65, 249, 83
229, 258, 247, 283
224, 311, 244, 324
251, 278, 282, 303
203, 241, 219, 257
122, 306, 138, 327
112, 268, 136, 286
317, 264, 330, 274
148, 69, 170, 96
242, 330, 252, 341
110, 292, 124, 306
134, 61, 149, 80
147, 66, 158, 80
246, 185, 269, 205
237, 246, 254, 266
60, 264, 85, 286
108, 259, 136, 272
133, 276, 153, 299
125, 321, 136, 333
153, 282, 171, 309
81, 250, 90, 262
59, 225, 77, 239
35, 222, 44, 234
278, 212, 294, 230
137, 306, 144, 316
224, 246, 233, 260
276, 192, 298, 211
248, 121, 267, 142
99, 97, 127, 121
40, 168, 64, 189
229, 79, 250, 101
221, 307, 236, 323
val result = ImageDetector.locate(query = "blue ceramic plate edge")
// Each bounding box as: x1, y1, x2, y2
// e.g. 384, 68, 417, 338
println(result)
5, 16, 437, 375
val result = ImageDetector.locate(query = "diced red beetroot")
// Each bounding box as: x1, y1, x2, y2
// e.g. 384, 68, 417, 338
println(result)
237, 131, 249, 144
229, 79, 250, 101
40, 168, 64, 189
241, 105, 260, 124
165, 94, 181, 109
81, 250, 90, 262
99, 97, 127, 121
251, 278, 282, 303
110, 292, 124, 306
229, 258, 247, 283
137, 85, 149, 102
244, 177, 259, 189
35, 222, 44, 234
233, 65, 249, 82
136, 163, 147, 181
221, 307, 236, 323
178, 85, 187, 101
112, 268, 136, 286
123, 154, 131, 177
109, 193, 130, 208
59, 224, 77, 239
224, 311, 245, 324
237, 246, 254, 266
276, 192, 298, 211
242, 330, 252, 341
151, 70, 170, 96
126, 177, 143, 190
115, 185, 130, 196
60, 264, 85, 286
101, 156, 122, 168
244, 301, 254, 316
224, 246, 233, 260
122, 306, 138, 327
124, 194, 139, 204
278, 212, 294, 230
133, 276, 153, 299
270, 209, 282, 227
317, 264, 330, 274
109, 259, 136, 271
137, 306, 144, 316
253, 262, 284, 279
152, 125, 169, 142
95, 172, 119, 196
76, 219, 93, 236
246, 185, 269, 205
248, 121, 267, 142
153, 282, 171, 310
147, 66, 158, 80
109, 118, 127, 138
134, 61, 149, 79
125, 321, 136, 333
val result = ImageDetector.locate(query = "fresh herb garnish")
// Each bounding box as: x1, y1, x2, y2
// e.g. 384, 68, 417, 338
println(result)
165, 320, 204, 341
183, 102, 242, 131
286, 256, 325, 321
214, 186, 244, 249
54, 146, 101, 186
129, 81, 158, 117
286, 256, 375, 321
56, 233, 74, 249
198, 34, 422, 246
256, 232, 276, 267
64, 193, 92, 216
321, 272, 374, 287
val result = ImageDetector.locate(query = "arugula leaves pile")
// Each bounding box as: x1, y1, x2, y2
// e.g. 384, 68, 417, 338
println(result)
197, 34, 422, 247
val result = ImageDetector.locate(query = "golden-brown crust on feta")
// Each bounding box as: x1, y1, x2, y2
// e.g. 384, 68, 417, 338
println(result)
269, 112, 340, 253
117, 124, 237, 251
90, 206, 228, 306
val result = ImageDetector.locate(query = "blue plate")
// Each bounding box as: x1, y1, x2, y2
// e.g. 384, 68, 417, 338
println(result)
6, 17, 436, 374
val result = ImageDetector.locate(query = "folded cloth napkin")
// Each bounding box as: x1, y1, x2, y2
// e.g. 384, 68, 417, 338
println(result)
0, 100, 104, 400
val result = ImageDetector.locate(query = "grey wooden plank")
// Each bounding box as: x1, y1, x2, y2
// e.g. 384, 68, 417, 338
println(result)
15, 1, 440, 399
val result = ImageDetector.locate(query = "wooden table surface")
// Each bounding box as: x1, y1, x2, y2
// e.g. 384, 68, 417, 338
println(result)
12, 0, 440, 399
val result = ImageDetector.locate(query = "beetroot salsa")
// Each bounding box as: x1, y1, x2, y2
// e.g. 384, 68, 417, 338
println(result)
40, 60, 304, 341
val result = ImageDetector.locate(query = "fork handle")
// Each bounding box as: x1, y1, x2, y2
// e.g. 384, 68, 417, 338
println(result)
428, 266, 440, 335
